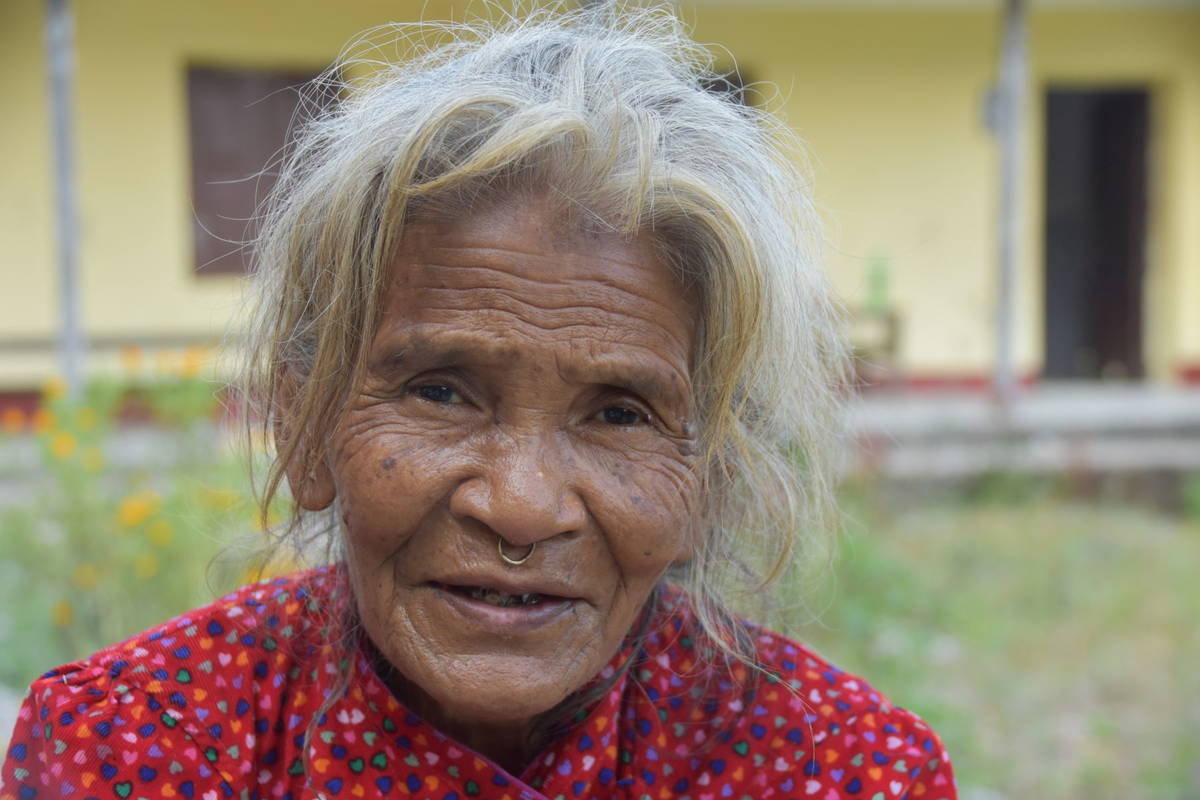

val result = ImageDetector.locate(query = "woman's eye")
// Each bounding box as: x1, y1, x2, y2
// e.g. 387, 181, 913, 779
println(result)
412, 384, 461, 404
601, 406, 646, 426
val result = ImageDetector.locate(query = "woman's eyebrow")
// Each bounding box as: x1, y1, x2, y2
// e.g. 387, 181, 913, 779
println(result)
369, 330, 691, 405
555, 356, 692, 408
370, 335, 517, 374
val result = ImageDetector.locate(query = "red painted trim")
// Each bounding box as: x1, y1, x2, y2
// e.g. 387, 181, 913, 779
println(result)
0, 391, 40, 430
1177, 364, 1200, 385
861, 365, 1200, 391
856, 371, 1040, 393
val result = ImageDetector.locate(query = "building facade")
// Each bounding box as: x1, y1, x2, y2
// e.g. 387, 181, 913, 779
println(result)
3, 0, 1199, 393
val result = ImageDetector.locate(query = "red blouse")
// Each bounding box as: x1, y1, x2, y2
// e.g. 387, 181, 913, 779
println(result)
2, 567, 955, 799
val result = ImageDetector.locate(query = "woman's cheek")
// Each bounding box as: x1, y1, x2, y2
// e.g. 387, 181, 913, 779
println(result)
583, 447, 698, 567
333, 420, 464, 548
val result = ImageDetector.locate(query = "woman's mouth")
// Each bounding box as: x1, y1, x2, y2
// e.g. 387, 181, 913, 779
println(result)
431, 582, 561, 608
429, 581, 576, 631
455, 585, 548, 608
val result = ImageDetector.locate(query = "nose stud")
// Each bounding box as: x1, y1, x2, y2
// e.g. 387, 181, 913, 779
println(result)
498, 537, 536, 565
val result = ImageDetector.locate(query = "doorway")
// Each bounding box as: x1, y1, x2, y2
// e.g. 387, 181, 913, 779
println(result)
1043, 89, 1149, 380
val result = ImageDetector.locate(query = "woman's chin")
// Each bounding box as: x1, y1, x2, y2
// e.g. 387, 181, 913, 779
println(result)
369, 584, 607, 725
402, 655, 582, 733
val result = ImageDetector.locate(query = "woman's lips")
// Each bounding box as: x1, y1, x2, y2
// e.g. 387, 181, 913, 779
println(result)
429, 582, 576, 632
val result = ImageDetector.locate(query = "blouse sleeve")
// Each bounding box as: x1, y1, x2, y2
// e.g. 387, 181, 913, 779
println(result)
894, 707, 957, 800
2, 661, 241, 800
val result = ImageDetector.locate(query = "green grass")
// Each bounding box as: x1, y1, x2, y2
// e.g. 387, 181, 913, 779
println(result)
789, 488, 1200, 799
2, 378, 1197, 797
0, 375, 284, 690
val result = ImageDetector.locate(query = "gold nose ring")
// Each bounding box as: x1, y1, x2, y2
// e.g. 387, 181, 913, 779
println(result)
498, 538, 536, 565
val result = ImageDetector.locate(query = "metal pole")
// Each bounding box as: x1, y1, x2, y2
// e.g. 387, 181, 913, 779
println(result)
46, 0, 84, 398
994, 0, 1028, 423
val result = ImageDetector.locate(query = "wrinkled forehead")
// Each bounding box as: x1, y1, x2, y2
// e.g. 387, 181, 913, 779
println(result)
390, 190, 695, 318
373, 192, 699, 390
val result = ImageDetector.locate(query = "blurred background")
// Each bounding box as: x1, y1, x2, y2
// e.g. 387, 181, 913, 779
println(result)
1, 0, 1198, 797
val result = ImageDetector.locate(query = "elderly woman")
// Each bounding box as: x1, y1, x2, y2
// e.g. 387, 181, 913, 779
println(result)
3, 7, 954, 800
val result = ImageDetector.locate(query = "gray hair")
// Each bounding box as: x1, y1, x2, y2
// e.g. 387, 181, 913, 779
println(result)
243, 2, 848, 678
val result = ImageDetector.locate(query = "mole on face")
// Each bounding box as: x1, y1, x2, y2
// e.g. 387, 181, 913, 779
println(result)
381, 456, 397, 471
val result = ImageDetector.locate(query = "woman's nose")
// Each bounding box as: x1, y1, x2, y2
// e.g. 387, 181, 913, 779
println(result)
448, 432, 588, 547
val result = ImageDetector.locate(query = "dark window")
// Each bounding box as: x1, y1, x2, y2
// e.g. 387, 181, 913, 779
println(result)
187, 66, 317, 275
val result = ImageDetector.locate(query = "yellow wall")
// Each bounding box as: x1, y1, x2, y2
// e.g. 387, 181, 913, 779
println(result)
3, 1, 1199, 387
685, 3, 1200, 380
1, 2, 56, 359
0, 0, 454, 387
686, 5, 1003, 376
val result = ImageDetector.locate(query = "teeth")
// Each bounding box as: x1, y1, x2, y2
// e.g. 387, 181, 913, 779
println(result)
466, 586, 544, 607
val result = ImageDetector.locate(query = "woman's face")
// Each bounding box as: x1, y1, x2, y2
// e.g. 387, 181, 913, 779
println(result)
303, 194, 699, 746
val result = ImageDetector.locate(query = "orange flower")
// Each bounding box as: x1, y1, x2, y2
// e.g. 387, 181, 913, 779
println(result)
1, 406, 25, 434
118, 345, 143, 374
116, 491, 160, 528
32, 407, 53, 433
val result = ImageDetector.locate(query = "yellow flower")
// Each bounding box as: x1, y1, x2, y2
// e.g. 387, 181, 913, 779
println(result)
32, 407, 53, 433
116, 491, 160, 528
237, 565, 265, 587
52, 601, 74, 627
42, 377, 67, 401
81, 446, 105, 472
251, 507, 283, 533
180, 346, 210, 379
260, 552, 300, 579
198, 486, 241, 511
2, 406, 26, 434
146, 519, 173, 548
237, 551, 301, 585
118, 345, 143, 374
71, 563, 100, 590
74, 406, 98, 431
50, 431, 77, 460
134, 553, 160, 579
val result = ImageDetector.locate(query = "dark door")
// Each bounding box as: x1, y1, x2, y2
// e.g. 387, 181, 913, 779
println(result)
1043, 89, 1148, 379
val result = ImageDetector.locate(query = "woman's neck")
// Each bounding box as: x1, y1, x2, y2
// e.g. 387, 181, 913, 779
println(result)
369, 651, 538, 775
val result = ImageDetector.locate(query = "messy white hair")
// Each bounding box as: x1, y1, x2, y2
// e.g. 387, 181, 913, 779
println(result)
244, 0, 847, 698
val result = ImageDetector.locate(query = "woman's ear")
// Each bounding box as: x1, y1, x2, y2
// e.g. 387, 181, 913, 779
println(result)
288, 451, 336, 512
274, 375, 336, 512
